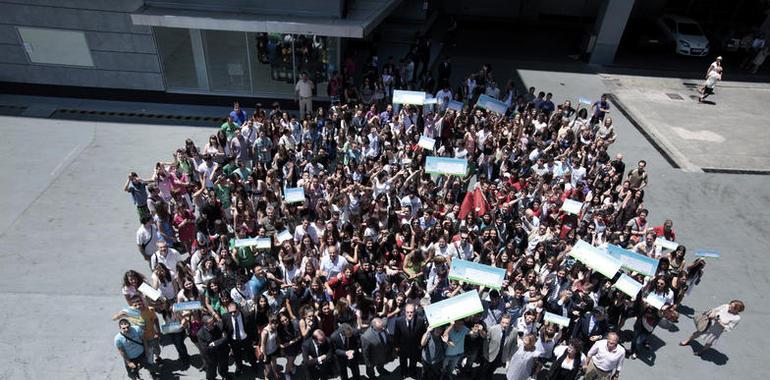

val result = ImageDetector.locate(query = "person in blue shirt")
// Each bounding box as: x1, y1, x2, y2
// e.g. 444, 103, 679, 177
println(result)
114, 319, 158, 379
247, 265, 268, 297
123, 172, 150, 222
229, 101, 247, 126
442, 319, 470, 378
591, 95, 611, 124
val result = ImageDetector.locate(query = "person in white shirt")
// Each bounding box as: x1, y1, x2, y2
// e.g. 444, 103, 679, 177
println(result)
319, 245, 349, 279
447, 232, 474, 261
706, 56, 722, 77
136, 216, 158, 266
278, 128, 297, 152
240, 120, 257, 148
151, 241, 183, 278
699, 66, 722, 103
435, 86, 453, 111
584, 332, 624, 380
485, 80, 500, 99
196, 155, 216, 189
295, 72, 314, 117
680, 300, 744, 356
294, 217, 320, 245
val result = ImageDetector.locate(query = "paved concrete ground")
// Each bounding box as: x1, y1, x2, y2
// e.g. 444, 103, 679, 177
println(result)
1, 65, 769, 380
607, 74, 770, 172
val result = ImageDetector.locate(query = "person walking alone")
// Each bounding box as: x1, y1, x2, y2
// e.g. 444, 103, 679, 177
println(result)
680, 300, 745, 356
699, 67, 722, 103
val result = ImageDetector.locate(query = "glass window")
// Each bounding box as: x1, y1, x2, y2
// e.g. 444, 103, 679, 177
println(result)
154, 27, 201, 90
202, 30, 250, 93
18, 27, 93, 67
247, 33, 338, 97
247, 32, 296, 97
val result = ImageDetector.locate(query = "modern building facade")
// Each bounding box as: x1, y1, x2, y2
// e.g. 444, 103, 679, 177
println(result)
0, 0, 405, 100
1, 0, 767, 101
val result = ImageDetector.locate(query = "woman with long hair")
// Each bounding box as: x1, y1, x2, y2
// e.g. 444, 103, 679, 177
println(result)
680, 300, 745, 356
260, 315, 281, 380
277, 310, 302, 377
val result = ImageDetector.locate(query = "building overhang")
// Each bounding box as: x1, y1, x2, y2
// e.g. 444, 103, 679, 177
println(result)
130, 0, 403, 38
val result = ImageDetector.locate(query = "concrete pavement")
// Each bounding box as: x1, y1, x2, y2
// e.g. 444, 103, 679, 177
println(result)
0, 65, 769, 380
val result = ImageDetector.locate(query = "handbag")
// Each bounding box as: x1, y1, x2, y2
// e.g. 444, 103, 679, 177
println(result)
693, 311, 711, 332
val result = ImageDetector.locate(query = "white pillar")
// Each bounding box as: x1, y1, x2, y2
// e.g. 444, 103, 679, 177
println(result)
589, 0, 635, 65
189, 29, 209, 90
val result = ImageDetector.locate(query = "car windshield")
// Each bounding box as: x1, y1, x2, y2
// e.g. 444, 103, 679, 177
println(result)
677, 23, 703, 36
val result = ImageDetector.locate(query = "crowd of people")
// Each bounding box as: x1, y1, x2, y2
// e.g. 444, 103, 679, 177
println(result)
113, 47, 744, 380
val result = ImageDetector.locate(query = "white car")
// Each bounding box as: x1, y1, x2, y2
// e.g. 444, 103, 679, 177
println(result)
657, 15, 710, 56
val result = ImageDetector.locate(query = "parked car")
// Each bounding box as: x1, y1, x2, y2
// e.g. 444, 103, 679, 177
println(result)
656, 15, 710, 56
622, 17, 673, 53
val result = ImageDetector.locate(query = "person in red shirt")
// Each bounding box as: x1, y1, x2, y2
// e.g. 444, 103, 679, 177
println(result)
325, 267, 353, 301
653, 219, 676, 241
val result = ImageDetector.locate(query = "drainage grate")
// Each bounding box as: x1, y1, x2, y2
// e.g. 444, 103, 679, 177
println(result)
0, 104, 27, 116
50, 108, 221, 127
666, 93, 684, 100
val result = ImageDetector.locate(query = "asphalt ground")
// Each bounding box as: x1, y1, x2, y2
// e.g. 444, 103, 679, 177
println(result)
0, 65, 768, 380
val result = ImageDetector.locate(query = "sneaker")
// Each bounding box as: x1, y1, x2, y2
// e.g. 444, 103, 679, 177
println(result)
631, 353, 637, 360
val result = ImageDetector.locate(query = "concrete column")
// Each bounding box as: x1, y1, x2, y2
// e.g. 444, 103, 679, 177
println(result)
589, 0, 635, 65
189, 29, 209, 90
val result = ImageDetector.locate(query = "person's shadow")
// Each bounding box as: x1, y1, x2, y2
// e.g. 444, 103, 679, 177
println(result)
678, 304, 695, 317
637, 333, 666, 366
689, 95, 716, 105
686, 341, 729, 366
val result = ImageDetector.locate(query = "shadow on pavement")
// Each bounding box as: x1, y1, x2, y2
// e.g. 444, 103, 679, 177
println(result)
678, 304, 695, 317
637, 334, 667, 366
689, 342, 730, 366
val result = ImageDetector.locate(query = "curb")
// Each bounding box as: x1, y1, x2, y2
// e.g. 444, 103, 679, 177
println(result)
606, 93, 702, 173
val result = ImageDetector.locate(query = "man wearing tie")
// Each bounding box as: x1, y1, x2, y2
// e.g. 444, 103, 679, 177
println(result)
361, 318, 393, 378
394, 304, 427, 378
302, 329, 334, 380
481, 314, 518, 378
572, 307, 609, 354
196, 315, 230, 380
330, 323, 362, 380
222, 302, 257, 375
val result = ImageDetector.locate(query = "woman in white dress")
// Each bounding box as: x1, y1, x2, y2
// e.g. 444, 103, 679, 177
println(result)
506, 334, 541, 380
680, 300, 745, 355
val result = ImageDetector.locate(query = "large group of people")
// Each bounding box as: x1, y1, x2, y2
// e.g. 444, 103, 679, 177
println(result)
114, 44, 744, 380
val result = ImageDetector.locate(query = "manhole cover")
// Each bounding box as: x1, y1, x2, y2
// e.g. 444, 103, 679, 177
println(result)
666, 93, 684, 100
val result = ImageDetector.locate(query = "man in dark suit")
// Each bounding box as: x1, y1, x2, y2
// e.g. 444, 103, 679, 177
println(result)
330, 323, 362, 380
222, 302, 257, 374
196, 315, 230, 380
437, 57, 452, 88
302, 329, 334, 380
394, 304, 427, 378
361, 318, 392, 378
571, 307, 609, 353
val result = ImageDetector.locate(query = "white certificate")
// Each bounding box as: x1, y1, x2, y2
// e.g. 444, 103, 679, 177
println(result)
160, 321, 183, 334
544, 312, 570, 327
276, 229, 292, 244
645, 293, 667, 309
614, 273, 643, 298
255, 237, 271, 250
418, 136, 436, 150
138, 282, 161, 301
561, 199, 583, 215
569, 239, 621, 279
424, 290, 484, 328
393, 90, 428, 105
284, 187, 305, 204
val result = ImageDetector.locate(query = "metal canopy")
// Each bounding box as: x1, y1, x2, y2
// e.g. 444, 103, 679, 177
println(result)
130, 0, 403, 38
